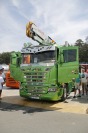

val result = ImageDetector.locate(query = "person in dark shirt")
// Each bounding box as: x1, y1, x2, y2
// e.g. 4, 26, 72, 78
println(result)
73, 74, 81, 98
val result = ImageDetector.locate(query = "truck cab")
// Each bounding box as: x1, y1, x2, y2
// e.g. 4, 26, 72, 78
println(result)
10, 43, 79, 101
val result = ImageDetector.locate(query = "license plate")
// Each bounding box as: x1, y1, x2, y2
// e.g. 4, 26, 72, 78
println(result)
31, 96, 39, 99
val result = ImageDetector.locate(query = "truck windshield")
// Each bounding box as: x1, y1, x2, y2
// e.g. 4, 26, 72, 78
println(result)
22, 50, 56, 65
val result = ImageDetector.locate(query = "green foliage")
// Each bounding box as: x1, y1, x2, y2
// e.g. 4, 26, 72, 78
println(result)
0, 52, 11, 64
75, 39, 84, 47
75, 39, 88, 63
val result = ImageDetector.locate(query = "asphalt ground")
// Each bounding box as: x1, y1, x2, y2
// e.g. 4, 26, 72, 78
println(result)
1, 85, 88, 115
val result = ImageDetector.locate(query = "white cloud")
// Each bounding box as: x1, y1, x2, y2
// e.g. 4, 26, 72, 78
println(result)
26, 0, 88, 44
11, 0, 20, 7
0, 0, 88, 53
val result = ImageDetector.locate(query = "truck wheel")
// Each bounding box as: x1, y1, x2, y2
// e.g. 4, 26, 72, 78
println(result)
61, 88, 67, 101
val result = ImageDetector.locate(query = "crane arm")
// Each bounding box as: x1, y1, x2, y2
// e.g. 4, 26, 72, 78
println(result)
26, 22, 56, 45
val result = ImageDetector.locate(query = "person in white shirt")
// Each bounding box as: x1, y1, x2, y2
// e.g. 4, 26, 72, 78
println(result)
80, 69, 87, 95
1, 68, 6, 81
0, 68, 5, 100
86, 69, 88, 94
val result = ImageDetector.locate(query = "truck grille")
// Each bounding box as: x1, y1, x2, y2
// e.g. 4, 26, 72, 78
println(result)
21, 67, 51, 93
26, 73, 45, 85
23, 69, 46, 86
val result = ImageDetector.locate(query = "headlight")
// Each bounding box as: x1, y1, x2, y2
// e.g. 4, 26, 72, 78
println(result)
48, 88, 57, 92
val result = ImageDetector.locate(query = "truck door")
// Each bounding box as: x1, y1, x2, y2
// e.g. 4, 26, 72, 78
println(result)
10, 52, 24, 82
57, 46, 79, 83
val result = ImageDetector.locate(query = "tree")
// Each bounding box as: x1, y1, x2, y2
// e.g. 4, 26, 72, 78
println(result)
85, 36, 88, 44
75, 39, 88, 63
75, 39, 84, 47
0, 52, 11, 64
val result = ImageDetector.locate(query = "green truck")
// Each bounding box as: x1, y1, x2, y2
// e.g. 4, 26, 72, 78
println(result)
9, 22, 79, 101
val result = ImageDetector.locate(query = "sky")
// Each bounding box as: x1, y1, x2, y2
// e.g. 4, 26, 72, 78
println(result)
0, 0, 88, 53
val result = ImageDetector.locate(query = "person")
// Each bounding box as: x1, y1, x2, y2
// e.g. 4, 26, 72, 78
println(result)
73, 73, 81, 98
1, 67, 6, 82
0, 67, 5, 100
86, 69, 88, 94
80, 69, 87, 95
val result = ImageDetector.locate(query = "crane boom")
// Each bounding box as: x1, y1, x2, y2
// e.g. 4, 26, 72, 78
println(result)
26, 22, 56, 45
